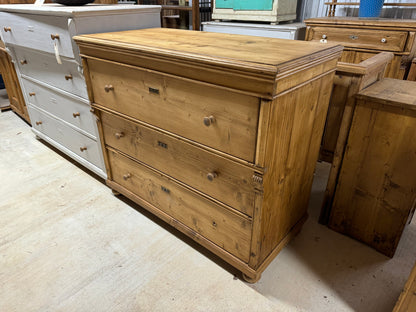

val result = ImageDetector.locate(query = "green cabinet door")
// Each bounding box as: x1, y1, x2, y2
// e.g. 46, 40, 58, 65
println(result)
234, 0, 273, 10
215, 0, 234, 9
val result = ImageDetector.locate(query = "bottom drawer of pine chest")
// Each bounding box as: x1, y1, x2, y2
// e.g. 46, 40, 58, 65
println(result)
107, 148, 252, 262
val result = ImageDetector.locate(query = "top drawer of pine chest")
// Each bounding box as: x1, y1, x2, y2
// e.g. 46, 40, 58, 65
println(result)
308, 27, 408, 52
0, 12, 76, 59
88, 58, 260, 163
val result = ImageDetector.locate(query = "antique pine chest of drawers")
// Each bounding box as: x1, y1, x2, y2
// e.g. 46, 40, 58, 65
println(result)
75, 28, 342, 282
0, 4, 161, 178
305, 17, 416, 80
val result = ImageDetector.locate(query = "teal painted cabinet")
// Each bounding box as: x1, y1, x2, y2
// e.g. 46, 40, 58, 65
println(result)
235, 0, 273, 11
212, 0, 297, 23
216, 0, 273, 11
216, 0, 233, 9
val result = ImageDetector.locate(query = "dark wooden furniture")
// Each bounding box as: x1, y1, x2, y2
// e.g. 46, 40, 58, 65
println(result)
305, 17, 416, 79
75, 28, 342, 282
323, 78, 416, 257
319, 52, 393, 163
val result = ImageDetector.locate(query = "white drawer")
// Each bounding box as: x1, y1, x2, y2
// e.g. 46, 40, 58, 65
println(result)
28, 104, 103, 170
13, 46, 88, 99
0, 12, 75, 58
22, 77, 96, 138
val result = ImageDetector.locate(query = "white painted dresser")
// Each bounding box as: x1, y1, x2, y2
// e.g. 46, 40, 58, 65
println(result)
0, 4, 161, 178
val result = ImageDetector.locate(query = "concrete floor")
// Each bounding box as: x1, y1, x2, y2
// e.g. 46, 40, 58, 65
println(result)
0, 89, 415, 312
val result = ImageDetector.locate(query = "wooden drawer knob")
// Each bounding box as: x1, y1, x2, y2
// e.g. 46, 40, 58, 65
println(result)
80, 146, 87, 152
51, 34, 60, 40
115, 132, 125, 139
381, 38, 387, 43
20, 59, 27, 65
123, 173, 131, 180
104, 85, 114, 92
203, 116, 215, 127
3, 27, 11, 32
35, 121, 42, 125
207, 172, 218, 181
29, 92, 36, 97
73, 112, 80, 118
65, 74, 73, 80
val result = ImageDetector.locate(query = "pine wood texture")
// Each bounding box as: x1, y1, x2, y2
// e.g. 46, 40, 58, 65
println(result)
75, 28, 342, 282
0, 42, 30, 122
408, 58, 416, 81
305, 17, 416, 80
326, 78, 416, 257
394, 261, 416, 312
319, 52, 393, 163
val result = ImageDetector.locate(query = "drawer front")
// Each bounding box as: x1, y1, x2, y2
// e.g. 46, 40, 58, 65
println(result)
22, 78, 96, 137
107, 149, 252, 262
88, 59, 259, 162
0, 12, 74, 58
309, 27, 408, 52
28, 105, 103, 169
101, 111, 257, 216
14, 47, 88, 99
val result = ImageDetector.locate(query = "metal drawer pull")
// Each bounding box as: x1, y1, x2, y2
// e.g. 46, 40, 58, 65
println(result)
381, 38, 387, 43
3, 27, 11, 32
350, 35, 359, 40
207, 172, 218, 181
115, 132, 124, 139
73, 112, 80, 118
35, 121, 42, 125
51, 34, 60, 40
20, 59, 27, 65
29, 92, 36, 97
104, 85, 114, 92
149, 87, 160, 95
203, 115, 215, 127
123, 173, 131, 180
161, 186, 170, 194
158, 141, 168, 149
80, 146, 87, 152
65, 74, 73, 80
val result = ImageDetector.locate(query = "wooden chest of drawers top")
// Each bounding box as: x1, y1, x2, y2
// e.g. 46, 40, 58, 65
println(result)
305, 17, 416, 54
74, 28, 342, 99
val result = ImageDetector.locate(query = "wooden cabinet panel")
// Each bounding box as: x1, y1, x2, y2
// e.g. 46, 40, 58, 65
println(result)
101, 110, 258, 216
0, 44, 30, 122
326, 79, 416, 257
107, 148, 253, 262
89, 58, 260, 162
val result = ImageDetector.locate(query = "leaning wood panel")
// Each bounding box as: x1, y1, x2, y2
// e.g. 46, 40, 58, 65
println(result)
319, 52, 393, 163
0, 44, 30, 122
328, 79, 416, 257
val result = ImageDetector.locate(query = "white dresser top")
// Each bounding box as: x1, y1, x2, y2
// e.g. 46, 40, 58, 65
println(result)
0, 4, 161, 17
